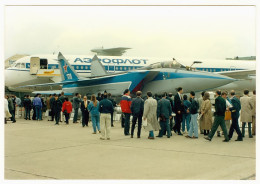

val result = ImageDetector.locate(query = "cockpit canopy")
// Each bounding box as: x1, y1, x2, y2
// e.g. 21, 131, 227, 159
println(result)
141, 59, 186, 70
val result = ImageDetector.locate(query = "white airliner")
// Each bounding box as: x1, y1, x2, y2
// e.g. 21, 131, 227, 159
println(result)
5, 54, 256, 93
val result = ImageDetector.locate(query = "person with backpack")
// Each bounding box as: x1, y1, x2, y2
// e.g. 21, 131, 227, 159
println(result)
186, 91, 199, 139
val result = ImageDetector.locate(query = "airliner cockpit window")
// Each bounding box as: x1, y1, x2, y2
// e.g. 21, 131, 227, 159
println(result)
20, 63, 25, 68
151, 60, 182, 69
139, 59, 185, 70
15, 63, 21, 68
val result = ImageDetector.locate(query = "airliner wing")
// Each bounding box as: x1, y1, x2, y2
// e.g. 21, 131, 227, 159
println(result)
217, 69, 255, 79
91, 47, 131, 56
32, 90, 73, 96
14, 81, 65, 90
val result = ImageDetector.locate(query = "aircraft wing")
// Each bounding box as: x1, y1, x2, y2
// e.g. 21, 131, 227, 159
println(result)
216, 69, 255, 79
32, 90, 73, 96
14, 81, 65, 91
91, 47, 131, 56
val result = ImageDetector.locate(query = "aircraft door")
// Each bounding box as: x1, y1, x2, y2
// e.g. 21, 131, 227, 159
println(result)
30, 57, 40, 74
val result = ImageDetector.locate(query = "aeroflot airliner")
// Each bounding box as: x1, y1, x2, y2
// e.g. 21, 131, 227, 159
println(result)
5, 54, 256, 92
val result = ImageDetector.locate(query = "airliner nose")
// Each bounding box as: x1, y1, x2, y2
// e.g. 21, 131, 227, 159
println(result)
5, 69, 12, 86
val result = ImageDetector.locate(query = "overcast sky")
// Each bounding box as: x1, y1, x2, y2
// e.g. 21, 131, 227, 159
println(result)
4, 5, 255, 60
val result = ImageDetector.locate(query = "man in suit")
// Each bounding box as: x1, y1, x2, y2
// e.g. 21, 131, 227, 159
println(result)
157, 92, 172, 138
23, 95, 32, 120
73, 93, 82, 123
205, 90, 229, 142
228, 90, 243, 141
81, 96, 89, 127
53, 94, 62, 125
173, 87, 184, 135
130, 91, 144, 138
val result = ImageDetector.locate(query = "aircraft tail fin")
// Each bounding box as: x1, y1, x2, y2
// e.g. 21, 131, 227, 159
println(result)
91, 55, 108, 76
58, 52, 79, 81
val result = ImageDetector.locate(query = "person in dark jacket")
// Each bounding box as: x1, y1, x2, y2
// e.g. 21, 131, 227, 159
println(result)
205, 90, 229, 142
59, 92, 66, 123
99, 94, 114, 140
130, 91, 144, 138
182, 95, 191, 133
173, 87, 184, 135
96, 93, 102, 101
108, 93, 116, 127
12, 95, 16, 121
53, 94, 63, 125
228, 90, 243, 141
80, 96, 90, 127
8, 95, 15, 123
186, 91, 199, 139
23, 95, 32, 120
73, 93, 82, 123
50, 93, 56, 121
157, 92, 172, 138
166, 93, 174, 131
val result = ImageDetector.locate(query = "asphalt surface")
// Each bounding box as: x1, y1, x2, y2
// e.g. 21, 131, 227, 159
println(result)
4, 117, 256, 180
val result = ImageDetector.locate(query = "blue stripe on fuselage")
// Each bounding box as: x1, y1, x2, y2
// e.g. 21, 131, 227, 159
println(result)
152, 71, 233, 81
23, 63, 244, 73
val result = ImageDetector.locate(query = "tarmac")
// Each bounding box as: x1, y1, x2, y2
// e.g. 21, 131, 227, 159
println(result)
4, 117, 256, 180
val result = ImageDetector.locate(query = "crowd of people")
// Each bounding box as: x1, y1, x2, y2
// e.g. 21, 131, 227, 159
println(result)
4, 87, 256, 142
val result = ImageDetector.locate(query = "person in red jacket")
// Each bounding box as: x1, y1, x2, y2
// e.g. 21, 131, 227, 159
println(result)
120, 89, 132, 135
62, 97, 72, 124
